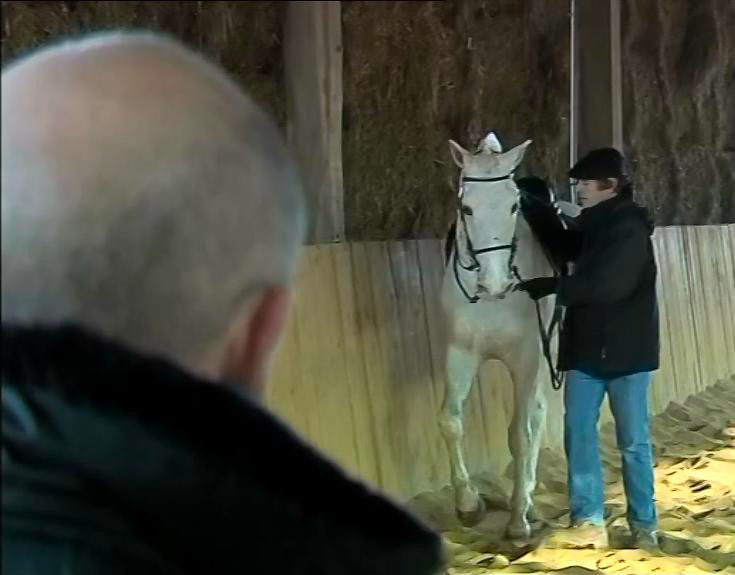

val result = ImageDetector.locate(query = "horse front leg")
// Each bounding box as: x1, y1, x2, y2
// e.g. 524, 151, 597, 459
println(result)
439, 344, 484, 525
506, 341, 547, 540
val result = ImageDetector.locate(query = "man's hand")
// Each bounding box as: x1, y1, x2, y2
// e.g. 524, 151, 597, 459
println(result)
515, 277, 558, 300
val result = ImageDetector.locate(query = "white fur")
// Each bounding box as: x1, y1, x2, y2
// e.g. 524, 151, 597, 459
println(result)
439, 134, 555, 539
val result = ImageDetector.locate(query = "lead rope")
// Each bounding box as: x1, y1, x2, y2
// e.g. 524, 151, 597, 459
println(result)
510, 251, 566, 391
543, 187, 567, 390
453, 249, 479, 304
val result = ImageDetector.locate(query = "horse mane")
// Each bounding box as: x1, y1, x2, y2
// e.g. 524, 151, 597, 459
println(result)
517, 181, 564, 274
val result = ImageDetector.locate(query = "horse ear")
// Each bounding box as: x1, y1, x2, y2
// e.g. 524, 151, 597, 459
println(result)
505, 139, 532, 168
448, 139, 469, 168
481, 132, 503, 153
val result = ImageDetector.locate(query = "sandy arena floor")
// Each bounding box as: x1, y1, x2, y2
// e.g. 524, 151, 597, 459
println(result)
410, 377, 735, 575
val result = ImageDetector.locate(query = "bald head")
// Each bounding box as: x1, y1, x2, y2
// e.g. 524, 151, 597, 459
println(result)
2, 33, 305, 374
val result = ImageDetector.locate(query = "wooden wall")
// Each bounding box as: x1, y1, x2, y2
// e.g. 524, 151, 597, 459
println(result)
266, 225, 735, 502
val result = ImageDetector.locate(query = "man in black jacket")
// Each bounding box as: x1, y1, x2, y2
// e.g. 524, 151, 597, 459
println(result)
517, 148, 659, 551
1, 33, 442, 575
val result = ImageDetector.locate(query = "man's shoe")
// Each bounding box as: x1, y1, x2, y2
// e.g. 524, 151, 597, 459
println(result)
632, 526, 659, 552
544, 520, 609, 550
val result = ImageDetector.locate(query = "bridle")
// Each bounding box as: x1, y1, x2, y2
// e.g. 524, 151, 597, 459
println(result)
452, 172, 520, 303
451, 171, 566, 390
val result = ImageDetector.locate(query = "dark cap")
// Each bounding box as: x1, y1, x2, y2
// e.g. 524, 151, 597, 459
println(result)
569, 147, 626, 180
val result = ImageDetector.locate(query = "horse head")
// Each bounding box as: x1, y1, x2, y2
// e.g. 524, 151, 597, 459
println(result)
448, 132, 532, 300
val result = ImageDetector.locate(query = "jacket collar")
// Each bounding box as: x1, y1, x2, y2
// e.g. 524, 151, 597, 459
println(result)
578, 193, 629, 227
2, 323, 441, 573
1, 323, 412, 533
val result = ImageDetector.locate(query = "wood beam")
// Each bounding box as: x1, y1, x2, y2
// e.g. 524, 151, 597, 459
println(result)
572, 0, 623, 156
284, 1, 344, 244
610, 0, 623, 151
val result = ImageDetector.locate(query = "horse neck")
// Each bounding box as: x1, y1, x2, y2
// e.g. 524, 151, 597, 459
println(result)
513, 214, 551, 279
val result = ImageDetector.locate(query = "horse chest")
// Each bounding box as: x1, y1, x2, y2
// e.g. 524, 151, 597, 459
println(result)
449, 303, 528, 352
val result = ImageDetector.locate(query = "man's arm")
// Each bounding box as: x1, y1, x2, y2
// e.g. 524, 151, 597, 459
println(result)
556, 218, 649, 306
558, 219, 584, 262
554, 201, 584, 262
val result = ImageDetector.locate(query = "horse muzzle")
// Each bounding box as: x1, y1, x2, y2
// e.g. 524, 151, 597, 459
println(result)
476, 280, 515, 301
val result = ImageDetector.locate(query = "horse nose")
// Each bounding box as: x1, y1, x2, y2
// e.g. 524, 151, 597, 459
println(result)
477, 278, 513, 299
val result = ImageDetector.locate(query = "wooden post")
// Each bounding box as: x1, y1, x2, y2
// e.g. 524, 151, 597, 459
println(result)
570, 0, 578, 203
571, 0, 622, 156
284, 1, 344, 244
610, 0, 623, 152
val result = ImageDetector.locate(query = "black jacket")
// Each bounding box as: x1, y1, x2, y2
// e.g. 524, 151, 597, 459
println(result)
1, 325, 442, 575
556, 194, 659, 377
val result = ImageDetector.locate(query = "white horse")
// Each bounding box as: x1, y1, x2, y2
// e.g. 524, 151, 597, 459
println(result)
439, 132, 578, 540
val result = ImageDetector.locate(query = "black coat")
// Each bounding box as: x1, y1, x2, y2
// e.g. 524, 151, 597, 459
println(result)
556, 194, 660, 377
1, 325, 442, 575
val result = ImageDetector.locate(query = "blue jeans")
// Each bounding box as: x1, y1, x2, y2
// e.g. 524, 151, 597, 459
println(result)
564, 370, 657, 530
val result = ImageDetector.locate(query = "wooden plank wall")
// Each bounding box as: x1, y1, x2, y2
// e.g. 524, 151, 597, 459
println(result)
267, 225, 735, 502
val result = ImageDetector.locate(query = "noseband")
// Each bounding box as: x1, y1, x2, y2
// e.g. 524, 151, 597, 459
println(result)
453, 173, 519, 303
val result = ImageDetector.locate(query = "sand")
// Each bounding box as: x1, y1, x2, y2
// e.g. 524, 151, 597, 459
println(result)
409, 376, 735, 574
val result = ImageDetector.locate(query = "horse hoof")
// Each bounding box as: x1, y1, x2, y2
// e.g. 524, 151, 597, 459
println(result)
527, 506, 541, 522
457, 497, 487, 527
506, 522, 531, 541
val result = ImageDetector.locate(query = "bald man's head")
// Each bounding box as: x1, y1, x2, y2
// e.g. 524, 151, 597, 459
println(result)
2, 32, 306, 381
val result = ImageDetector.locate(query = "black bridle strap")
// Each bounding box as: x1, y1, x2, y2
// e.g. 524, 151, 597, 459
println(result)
473, 244, 514, 255
451, 170, 517, 303
545, 305, 566, 390
452, 250, 479, 304
509, 264, 565, 391
462, 174, 513, 183
453, 178, 517, 302
535, 301, 565, 390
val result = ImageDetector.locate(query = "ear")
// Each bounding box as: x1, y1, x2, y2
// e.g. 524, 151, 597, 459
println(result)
218, 286, 292, 397
448, 139, 469, 168
504, 139, 532, 168
481, 131, 503, 153
605, 177, 619, 192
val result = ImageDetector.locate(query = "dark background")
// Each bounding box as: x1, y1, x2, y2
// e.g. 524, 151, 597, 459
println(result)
2, 1, 732, 239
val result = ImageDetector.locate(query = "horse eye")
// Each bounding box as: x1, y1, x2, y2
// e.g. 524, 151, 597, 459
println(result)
461, 205, 473, 216
511, 203, 518, 215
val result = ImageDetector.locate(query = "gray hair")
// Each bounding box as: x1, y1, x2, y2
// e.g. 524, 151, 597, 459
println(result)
1, 32, 306, 365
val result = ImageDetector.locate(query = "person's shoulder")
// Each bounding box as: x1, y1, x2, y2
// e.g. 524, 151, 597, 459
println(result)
611, 200, 654, 236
